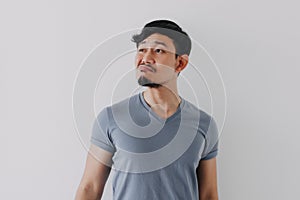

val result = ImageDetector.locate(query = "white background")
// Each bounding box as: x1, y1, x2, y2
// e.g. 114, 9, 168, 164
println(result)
1, 0, 299, 199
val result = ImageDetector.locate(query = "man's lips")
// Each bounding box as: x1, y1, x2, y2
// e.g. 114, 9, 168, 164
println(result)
138, 65, 154, 72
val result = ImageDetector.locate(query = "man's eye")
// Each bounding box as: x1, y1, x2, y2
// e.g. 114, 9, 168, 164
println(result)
155, 49, 164, 53
138, 49, 145, 52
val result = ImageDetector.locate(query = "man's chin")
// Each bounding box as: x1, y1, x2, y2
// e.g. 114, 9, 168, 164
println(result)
138, 77, 162, 88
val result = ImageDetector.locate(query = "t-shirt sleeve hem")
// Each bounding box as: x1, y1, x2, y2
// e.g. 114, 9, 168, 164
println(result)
200, 149, 218, 160
91, 137, 116, 154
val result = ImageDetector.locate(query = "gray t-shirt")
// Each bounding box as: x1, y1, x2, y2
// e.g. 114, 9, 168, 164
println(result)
91, 92, 219, 200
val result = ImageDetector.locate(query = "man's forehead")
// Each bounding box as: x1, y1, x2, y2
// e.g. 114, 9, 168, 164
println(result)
140, 33, 174, 46
139, 40, 169, 48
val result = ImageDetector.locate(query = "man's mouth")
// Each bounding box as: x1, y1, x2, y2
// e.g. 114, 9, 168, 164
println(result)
138, 64, 154, 72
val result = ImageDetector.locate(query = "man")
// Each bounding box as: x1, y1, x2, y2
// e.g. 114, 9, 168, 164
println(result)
75, 19, 219, 200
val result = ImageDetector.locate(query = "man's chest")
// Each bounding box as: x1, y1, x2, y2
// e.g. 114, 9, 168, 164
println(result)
109, 119, 205, 173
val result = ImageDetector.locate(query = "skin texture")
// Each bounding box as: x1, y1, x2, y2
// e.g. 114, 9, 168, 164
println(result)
75, 33, 218, 200
135, 33, 188, 119
75, 144, 113, 200
197, 158, 219, 200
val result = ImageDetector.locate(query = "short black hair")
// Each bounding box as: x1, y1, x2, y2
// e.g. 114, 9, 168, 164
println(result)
131, 19, 192, 56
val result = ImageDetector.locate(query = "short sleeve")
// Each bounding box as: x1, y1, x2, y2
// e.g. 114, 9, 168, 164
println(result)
201, 116, 219, 160
90, 107, 116, 154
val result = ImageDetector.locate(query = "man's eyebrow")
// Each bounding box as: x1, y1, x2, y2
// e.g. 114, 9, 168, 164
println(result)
139, 40, 168, 48
153, 41, 168, 48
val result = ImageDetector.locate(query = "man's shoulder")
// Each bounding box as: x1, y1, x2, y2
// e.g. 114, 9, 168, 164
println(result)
97, 93, 140, 117
182, 98, 216, 135
110, 93, 139, 110
183, 98, 212, 121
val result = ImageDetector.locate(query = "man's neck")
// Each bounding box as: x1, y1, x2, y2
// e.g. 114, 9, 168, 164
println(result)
142, 87, 181, 113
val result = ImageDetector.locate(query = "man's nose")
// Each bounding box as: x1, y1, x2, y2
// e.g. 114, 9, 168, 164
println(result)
141, 50, 154, 64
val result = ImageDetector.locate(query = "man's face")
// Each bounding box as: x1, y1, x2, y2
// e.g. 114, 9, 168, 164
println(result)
135, 33, 179, 88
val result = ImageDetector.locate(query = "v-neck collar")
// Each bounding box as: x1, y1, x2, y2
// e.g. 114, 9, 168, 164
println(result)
139, 91, 185, 123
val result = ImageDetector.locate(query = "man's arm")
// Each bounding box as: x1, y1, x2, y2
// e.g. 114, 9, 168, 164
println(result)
75, 144, 113, 200
196, 157, 219, 200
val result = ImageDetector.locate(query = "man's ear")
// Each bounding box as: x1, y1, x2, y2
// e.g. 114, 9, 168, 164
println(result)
176, 54, 189, 73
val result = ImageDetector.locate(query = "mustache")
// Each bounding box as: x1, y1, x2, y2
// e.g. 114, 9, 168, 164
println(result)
138, 64, 156, 72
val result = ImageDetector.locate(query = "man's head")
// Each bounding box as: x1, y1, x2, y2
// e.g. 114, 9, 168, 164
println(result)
132, 20, 191, 88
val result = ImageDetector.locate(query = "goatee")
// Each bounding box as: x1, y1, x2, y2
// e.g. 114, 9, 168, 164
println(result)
138, 76, 162, 88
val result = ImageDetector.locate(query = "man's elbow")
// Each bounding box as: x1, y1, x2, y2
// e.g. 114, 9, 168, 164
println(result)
75, 182, 103, 200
